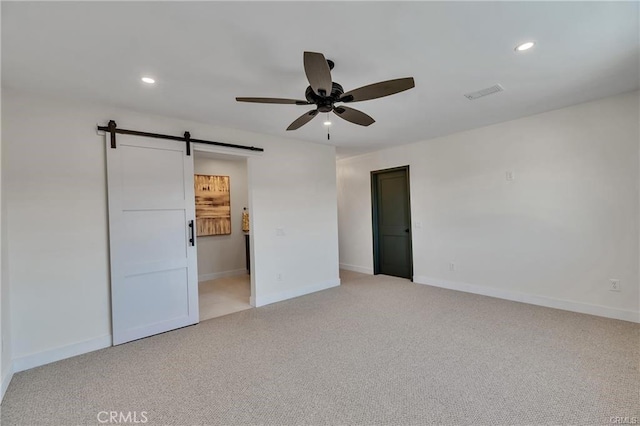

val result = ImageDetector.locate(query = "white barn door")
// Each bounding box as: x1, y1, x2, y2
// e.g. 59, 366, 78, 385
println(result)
106, 134, 199, 345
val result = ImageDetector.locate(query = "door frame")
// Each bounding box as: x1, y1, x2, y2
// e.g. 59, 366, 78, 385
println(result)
191, 142, 262, 307
370, 165, 414, 279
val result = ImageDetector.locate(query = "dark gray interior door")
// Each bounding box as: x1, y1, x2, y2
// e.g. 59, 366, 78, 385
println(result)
372, 167, 413, 279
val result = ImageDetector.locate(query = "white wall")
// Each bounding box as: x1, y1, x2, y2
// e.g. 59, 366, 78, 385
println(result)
1, 208, 14, 399
250, 137, 340, 306
338, 90, 639, 322
1, 87, 13, 400
194, 156, 248, 280
2, 89, 340, 371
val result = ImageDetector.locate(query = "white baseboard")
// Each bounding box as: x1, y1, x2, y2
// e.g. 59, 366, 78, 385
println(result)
339, 263, 373, 275
414, 275, 640, 323
13, 335, 112, 373
255, 278, 341, 307
199, 269, 247, 282
1, 362, 14, 402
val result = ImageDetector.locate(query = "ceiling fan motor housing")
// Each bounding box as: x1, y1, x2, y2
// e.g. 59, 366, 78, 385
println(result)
305, 82, 344, 112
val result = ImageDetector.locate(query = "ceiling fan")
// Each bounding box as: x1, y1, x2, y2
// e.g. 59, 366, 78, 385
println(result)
236, 51, 415, 131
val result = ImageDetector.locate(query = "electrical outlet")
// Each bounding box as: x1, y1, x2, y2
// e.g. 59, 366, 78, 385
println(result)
277, 273, 283, 281
276, 228, 285, 237
609, 279, 621, 292
505, 171, 514, 182
449, 262, 455, 271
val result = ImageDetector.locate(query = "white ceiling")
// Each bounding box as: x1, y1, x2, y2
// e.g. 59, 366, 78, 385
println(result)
2, 2, 638, 158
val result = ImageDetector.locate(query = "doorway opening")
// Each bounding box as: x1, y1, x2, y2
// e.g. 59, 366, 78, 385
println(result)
371, 166, 413, 280
194, 150, 252, 321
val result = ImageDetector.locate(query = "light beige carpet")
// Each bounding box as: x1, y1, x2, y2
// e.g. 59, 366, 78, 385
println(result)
199, 274, 251, 321
1, 271, 638, 425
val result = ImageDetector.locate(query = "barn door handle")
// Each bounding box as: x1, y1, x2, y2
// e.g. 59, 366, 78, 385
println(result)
188, 220, 195, 246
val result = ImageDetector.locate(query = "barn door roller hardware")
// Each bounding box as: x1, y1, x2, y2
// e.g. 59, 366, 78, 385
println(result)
97, 120, 265, 155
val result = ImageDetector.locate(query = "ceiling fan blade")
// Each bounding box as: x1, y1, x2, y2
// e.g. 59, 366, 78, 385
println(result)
236, 97, 310, 105
340, 77, 415, 103
287, 109, 319, 131
303, 51, 332, 97
333, 106, 375, 127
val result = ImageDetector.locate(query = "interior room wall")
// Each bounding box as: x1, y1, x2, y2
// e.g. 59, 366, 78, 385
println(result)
194, 156, 249, 281
1, 100, 12, 400
337, 90, 639, 322
1, 213, 12, 401
2, 89, 340, 373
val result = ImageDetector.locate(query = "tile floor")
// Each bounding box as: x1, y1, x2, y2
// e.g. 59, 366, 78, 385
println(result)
198, 274, 251, 321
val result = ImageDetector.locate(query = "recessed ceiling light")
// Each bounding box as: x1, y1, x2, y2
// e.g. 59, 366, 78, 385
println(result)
324, 121, 332, 126
515, 41, 535, 52
141, 77, 156, 84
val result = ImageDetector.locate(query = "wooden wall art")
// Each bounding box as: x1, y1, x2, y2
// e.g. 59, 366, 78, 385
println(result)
194, 174, 231, 236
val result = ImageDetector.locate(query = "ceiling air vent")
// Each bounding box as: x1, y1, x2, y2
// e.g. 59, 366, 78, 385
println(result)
464, 84, 504, 100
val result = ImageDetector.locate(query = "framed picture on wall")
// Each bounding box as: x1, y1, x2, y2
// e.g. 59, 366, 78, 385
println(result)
194, 174, 231, 236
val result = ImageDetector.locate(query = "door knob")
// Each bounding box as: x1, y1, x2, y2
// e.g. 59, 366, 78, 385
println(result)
405, 228, 410, 233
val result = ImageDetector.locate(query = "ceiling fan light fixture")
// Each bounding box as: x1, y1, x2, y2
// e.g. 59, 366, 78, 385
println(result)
236, 51, 415, 131
515, 41, 535, 52
141, 77, 156, 84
